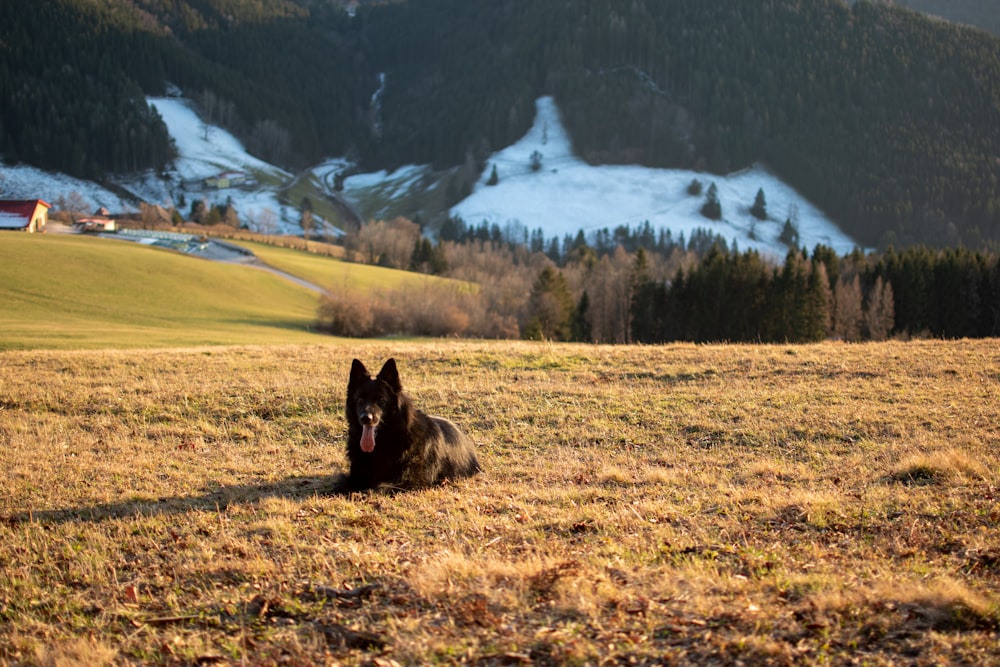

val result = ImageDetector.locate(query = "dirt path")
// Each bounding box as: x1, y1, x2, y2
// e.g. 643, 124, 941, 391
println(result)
238, 258, 325, 294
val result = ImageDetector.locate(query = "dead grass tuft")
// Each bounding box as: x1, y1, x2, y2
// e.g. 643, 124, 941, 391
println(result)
34, 638, 117, 667
898, 577, 1000, 631
889, 447, 990, 486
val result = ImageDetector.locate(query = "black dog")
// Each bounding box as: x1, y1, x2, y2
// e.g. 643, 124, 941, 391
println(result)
339, 358, 480, 492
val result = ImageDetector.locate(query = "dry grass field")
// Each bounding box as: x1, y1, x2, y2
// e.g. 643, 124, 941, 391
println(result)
1, 340, 998, 666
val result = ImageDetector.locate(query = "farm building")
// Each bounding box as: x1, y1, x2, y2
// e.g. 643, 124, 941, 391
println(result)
73, 217, 117, 232
205, 171, 247, 189
0, 199, 51, 233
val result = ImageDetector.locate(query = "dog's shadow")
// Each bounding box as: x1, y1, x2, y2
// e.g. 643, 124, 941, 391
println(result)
4, 474, 354, 526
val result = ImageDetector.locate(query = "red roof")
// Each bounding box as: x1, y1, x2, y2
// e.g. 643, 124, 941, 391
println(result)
0, 199, 52, 218
0, 199, 51, 229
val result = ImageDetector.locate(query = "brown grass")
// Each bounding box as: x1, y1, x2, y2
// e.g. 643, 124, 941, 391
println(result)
1, 339, 998, 665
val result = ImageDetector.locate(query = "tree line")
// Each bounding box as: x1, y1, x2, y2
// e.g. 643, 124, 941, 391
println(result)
320, 218, 1000, 343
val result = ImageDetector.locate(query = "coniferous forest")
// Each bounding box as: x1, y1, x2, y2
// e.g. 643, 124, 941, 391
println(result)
630, 244, 1000, 344
321, 215, 1000, 344
3, 0, 1000, 250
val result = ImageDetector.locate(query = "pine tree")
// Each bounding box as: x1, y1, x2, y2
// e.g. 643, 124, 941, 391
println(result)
530, 150, 543, 172
750, 188, 767, 220
410, 237, 431, 272
804, 260, 832, 341
700, 182, 722, 220
439, 216, 466, 242
190, 198, 207, 224
571, 291, 592, 342
779, 219, 800, 248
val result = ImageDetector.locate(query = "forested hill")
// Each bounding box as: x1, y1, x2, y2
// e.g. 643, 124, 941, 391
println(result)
0, 0, 371, 177
3, 0, 1000, 249
893, 0, 1000, 36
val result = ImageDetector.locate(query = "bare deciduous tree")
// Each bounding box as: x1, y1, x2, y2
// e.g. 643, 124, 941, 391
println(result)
248, 119, 292, 166
865, 276, 895, 341
246, 207, 279, 235
833, 274, 864, 342
58, 191, 92, 222
344, 217, 421, 268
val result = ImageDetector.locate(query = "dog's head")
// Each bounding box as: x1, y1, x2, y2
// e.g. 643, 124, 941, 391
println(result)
347, 358, 402, 453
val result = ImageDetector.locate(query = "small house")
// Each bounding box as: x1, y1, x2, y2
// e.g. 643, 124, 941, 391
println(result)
205, 171, 247, 189
73, 217, 117, 232
0, 199, 51, 233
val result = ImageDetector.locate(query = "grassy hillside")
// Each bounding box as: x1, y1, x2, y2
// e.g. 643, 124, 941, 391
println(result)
1, 340, 997, 664
0, 234, 328, 349
236, 240, 472, 293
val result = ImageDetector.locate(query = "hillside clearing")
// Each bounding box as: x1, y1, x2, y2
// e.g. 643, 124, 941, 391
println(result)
1, 340, 998, 665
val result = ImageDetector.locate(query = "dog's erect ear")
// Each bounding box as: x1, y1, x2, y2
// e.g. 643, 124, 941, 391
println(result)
376, 358, 402, 392
349, 359, 369, 388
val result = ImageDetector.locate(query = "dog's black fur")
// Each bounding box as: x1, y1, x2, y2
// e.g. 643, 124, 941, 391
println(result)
339, 358, 480, 492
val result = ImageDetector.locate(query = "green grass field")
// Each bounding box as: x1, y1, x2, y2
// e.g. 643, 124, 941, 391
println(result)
0, 234, 455, 350
0, 340, 997, 665
0, 234, 471, 350
0, 234, 330, 350
279, 174, 356, 231
233, 240, 470, 294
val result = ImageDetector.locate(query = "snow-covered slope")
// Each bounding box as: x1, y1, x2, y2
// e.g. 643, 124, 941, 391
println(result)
0, 97, 297, 233
0, 162, 135, 213
144, 97, 297, 233
450, 97, 861, 257
147, 98, 289, 183
1, 93, 862, 256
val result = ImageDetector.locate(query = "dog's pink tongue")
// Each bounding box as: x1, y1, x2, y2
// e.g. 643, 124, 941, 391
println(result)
360, 425, 376, 453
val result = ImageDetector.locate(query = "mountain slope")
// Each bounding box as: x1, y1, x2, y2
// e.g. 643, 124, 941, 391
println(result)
2, 0, 1000, 247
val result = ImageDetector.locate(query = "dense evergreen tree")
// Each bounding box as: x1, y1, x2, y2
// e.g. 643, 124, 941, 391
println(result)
750, 188, 768, 221
571, 291, 592, 343
701, 183, 722, 221
486, 164, 499, 186
410, 237, 448, 275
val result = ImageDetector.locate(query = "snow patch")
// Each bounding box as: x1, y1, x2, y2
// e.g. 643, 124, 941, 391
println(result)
450, 97, 861, 257
147, 98, 289, 183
